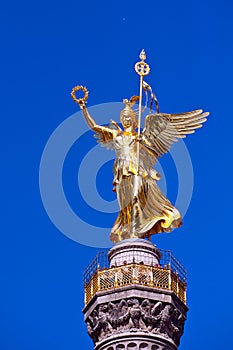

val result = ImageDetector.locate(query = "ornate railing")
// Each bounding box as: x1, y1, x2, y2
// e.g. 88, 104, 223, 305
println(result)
83, 249, 187, 285
84, 262, 186, 305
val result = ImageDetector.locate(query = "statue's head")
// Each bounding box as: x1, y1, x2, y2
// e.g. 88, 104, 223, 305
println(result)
120, 96, 139, 130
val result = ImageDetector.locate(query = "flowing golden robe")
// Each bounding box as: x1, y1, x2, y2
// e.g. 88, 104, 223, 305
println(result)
107, 132, 182, 242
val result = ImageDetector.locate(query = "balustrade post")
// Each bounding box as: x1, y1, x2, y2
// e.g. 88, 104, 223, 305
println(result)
150, 265, 154, 287
132, 263, 136, 284
91, 277, 94, 299
176, 273, 179, 295
97, 265, 100, 291
114, 267, 118, 288
168, 268, 172, 290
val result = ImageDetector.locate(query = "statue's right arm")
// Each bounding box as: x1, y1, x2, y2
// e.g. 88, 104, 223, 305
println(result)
80, 104, 98, 130
80, 103, 118, 139
72, 85, 119, 136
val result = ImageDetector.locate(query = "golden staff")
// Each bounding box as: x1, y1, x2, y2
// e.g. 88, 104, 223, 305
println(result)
130, 50, 150, 237
134, 50, 150, 172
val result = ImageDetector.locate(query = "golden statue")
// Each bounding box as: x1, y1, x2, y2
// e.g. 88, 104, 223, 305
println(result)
71, 50, 209, 243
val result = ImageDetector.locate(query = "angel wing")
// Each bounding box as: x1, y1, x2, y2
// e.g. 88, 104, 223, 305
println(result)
141, 299, 151, 310
93, 119, 122, 149
151, 301, 163, 316
108, 302, 118, 327
118, 299, 129, 324
141, 109, 209, 158
115, 300, 130, 327
141, 299, 151, 321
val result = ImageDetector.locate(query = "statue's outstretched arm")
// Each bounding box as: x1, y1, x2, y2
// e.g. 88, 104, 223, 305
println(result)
80, 103, 98, 130
71, 85, 98, 130
81, 103, 118, 139
71, 85, 112, 130
71, 85, 120, 147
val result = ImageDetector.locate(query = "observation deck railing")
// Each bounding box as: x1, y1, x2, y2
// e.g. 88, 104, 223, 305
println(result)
84, 249, 187, 284
84, 261, 187, 305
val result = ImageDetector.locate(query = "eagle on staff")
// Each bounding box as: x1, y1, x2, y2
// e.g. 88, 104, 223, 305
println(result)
71, 50, 209, 243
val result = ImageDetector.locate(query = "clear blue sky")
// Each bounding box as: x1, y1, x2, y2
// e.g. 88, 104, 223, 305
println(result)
2, 1, 233, 349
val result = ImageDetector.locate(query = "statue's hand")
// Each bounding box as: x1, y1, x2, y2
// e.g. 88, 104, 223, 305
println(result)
135, 135, 142, 142
71, 85, 88, 110
77, 99, 86, 110
150, 169, 161, 181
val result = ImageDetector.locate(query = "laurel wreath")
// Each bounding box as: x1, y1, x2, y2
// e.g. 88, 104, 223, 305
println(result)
71, 85, 89, 105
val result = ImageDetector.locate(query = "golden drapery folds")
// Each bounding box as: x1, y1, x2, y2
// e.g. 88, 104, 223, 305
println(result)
109, 131, 183, 242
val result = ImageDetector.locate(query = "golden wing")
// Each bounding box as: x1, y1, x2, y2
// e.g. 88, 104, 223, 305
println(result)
141, 109, 209, 158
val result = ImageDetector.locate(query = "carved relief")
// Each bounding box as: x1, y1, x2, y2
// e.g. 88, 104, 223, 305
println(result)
85, 298, 186, 346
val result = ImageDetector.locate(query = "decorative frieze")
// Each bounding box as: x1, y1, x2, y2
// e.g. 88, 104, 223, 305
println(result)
86, 297, 186, 346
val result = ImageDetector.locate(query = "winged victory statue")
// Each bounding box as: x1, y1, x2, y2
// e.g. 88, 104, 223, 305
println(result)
71, 50, 209, 243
